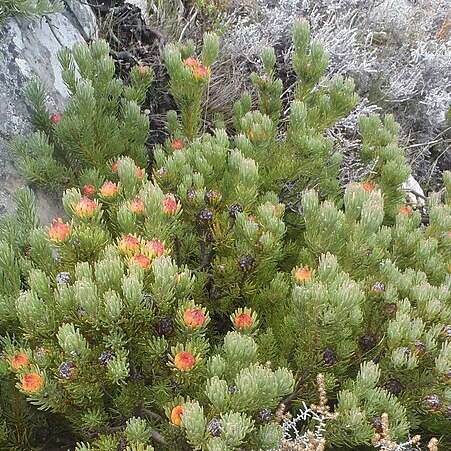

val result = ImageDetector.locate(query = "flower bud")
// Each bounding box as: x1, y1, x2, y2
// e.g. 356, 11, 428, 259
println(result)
171, 139, 184, 150
145, 239, 165, 257
132, 253, 151, 269
233, 313, 253, 330
48, 219, 71, 242
183, 57, 199, 67
135, 166, 144, 180
10, 353, 30, 370
137, 65, 149, 75
174, 351, 196, 371
111, 160, 120, 173
193, 65, 210, 80
118, 235, 141, 254
50, 113, 62, 123
81, 185, 95, 197
362, 182, 376, 192
398, 206, 412, 216
294, 267, 312, 282
183, 308, 206, 328
130, 196, 145, 214
74, 197, 99, 219
163, 194, 178, 215
99, 181, 118, 198
21, 373, 44, 393
171, 405, 184, 426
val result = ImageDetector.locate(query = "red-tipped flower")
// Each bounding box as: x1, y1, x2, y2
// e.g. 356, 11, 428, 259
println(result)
50, 113, 62, 123
294, 267, 312, 283
362, 182, 376, 192
135, 166, 144, 180
48, 220, 71, 242
111, 160, 120, 173
183, 308, 206, 329
132, 253, 150, 269
146, 239, 165, 257
130, 196, 145, 214
171, 139, 184, 150
193, 64, 209, 80
99, 181, 118, 198
21, 373, 44, 393
137, 65, 149, 75
163, 194, 178, 215
74, 197, 98, 219
10, 353, 30, 370
233, 313, 253, 330
399, 206, 413, 216
183, 56, 199, 67
171, 405, 184, 426
81, 184, 96, 197
174, 351, 196, 372
118, 235, 141, 254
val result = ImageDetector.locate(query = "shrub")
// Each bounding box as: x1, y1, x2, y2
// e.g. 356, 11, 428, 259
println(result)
13, 40, 153, 190
0, 0, 63, 22
0, 19, 450, 450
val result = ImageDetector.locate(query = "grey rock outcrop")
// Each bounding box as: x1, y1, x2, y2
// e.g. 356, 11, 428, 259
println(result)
0, 2, 97, 224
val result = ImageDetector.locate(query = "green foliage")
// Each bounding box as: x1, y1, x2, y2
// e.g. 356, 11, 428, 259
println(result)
13, 40, 153, 190
1, 19, 450, 451
164, 32, 219, 141
0, 0, 62, 22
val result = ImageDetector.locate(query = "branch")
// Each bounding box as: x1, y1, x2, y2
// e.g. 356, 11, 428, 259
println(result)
278, 371, 311, 412
150, 429, 166, 446
195, 237, 215, 271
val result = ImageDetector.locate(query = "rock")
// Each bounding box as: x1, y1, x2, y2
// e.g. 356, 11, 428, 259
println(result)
128, 0, 149, 25
64, 0, 98, 40
402, 175, 426, 209
0, 5, 97, 225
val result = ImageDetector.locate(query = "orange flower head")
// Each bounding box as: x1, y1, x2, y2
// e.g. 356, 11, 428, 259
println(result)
171, 405, 184, 426
163, 194, 178, 215
100, 181, 118, 198
171, 139, 184, 150
10, 353, 30, 370
81, 184, 96, 197
75, 197, 98, 219
294, 267, 312, 283
132, 253, 151, 269
183, 308, 206, 328
48, 220, 71, 242
146, 239, 165, 257
118, 235, 141, 254
135, 166, 144, 180
183, 56, 199, 67
362, 182, 376, 192
130, 196, 145, 214
50, 113, 62, 123
399, 206, 413, 216
111, 160, 120, 173
137, 65, 149, 75
174, 351, 196, 371
233, 313, 253, 330
193, 64, 209, 80
21, 373, 44, 393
